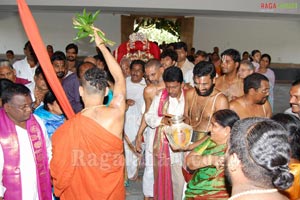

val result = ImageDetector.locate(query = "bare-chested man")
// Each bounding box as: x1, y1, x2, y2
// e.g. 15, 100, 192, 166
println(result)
135, 58, 165, 200
184, 61, 229, 142
215, 48, 244, 101
230, 73, 272, 119
51, 30, 126, 199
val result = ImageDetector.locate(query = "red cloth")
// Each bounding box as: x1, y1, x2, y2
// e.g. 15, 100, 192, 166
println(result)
51, 114, 125, 200
115, 40, 160, 63
15, 77, 31, 85
153, 89, 173, 200
17, 0, 74, 119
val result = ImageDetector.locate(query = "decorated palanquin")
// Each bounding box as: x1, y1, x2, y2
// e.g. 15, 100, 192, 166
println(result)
115, 32, 161, 63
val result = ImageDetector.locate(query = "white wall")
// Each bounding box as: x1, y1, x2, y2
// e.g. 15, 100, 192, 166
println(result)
0, 11, 121, 56
0, 11, 299, 63
193, 16, 300, 63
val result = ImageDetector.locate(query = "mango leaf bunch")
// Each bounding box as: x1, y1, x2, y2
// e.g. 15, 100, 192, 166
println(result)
73, 9, 115, 46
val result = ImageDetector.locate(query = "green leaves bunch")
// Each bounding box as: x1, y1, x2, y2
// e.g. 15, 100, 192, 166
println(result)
73, 9, 115, 46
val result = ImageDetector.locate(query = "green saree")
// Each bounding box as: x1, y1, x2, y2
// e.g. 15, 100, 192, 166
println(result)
185, 138, 229, 200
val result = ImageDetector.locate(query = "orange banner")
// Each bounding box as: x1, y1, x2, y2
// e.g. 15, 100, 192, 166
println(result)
17, 0, 75, 119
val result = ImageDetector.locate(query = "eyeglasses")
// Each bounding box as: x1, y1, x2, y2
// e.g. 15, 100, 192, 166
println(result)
9, 102, 35, 111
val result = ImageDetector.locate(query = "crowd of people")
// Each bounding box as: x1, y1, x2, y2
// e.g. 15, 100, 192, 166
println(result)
0, 30, 299, 200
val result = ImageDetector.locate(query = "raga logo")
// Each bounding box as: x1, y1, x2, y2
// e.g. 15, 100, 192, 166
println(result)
260, 2, 298, 9
261, 2, 276, 9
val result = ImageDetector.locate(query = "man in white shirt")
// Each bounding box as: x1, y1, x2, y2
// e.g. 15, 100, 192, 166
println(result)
0, 83, 52, 200
13, 41, 38, 83
145, 67, 185, 200
174, 42, 194, 84
124, 60, 146, 180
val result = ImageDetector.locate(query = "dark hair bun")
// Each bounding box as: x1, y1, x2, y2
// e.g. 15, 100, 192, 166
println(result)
272, 170, 294, 190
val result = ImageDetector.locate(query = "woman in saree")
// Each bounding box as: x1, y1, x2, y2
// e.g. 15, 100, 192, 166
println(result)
184, 109, 239, 199
272, 113, 300, 200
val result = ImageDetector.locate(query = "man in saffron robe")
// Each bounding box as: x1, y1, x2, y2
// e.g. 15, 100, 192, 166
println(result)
50, 31, 126, 200
145, 67, 186, 200
0, 83, 52, 200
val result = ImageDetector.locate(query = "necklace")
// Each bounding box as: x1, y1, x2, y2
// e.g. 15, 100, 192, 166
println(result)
81, 105, 105, 113
228, 189, 278, 200
189, 90, 211, 128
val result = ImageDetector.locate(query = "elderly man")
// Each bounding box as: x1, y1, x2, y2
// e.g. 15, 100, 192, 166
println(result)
238, 60, 255, 79
0, 60, 30, 84
0, 83, 52, 200
135, 58, 165, 199
230, 73, 272, 119
120, 57, 131, 78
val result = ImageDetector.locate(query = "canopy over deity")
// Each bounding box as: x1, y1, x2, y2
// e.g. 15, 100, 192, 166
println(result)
115, 32, 160, 63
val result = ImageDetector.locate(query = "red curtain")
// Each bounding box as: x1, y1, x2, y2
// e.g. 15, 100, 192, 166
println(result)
17, 0, 75, 119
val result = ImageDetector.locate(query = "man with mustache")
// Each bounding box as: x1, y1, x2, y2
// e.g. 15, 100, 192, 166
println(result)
230, 73, 272, 119
215, 48, 244, 101
145, 67, 186, 200
184, 61, 229, 142
65, 43, 82, 73
51, 51, 83, 113
124, 60, 146, 181
288, 79, 300, 118
0, 83, 52, 200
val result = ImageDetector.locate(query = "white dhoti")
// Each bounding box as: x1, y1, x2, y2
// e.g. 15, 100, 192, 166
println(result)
124, 77, 146, 179
143, 126, 155, 197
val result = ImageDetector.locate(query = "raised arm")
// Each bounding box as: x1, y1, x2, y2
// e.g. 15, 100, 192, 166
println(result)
94, 30, 126, 112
